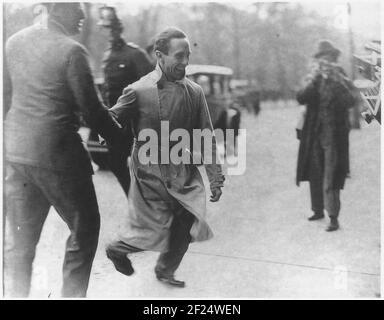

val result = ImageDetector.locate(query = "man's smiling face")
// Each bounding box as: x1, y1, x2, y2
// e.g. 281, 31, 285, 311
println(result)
158, 37, 191, 81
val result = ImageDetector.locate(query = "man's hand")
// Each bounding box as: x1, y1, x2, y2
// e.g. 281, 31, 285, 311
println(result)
78, 126, 91, 144
210, 187, 222, 202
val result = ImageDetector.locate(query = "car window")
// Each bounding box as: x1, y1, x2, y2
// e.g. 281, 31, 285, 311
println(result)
192, 73, 232, 97
195, 75, 211, 96
212, 75, 221, 95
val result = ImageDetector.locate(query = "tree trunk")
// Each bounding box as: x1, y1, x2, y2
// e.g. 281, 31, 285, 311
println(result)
232, 8, 241, 78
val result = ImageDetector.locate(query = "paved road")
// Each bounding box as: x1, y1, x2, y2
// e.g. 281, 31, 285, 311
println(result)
29, 102, 381, 298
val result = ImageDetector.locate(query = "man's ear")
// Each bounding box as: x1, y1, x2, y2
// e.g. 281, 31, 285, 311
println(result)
155, 50, 163, 59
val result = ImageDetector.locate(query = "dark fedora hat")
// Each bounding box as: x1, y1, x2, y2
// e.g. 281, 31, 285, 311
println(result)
313, 40, 341, 58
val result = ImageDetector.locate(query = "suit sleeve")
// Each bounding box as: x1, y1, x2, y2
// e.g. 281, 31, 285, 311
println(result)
196, 87, 225, 189
66, 45, 123, 145
296, 74, 320, 106
335, 71, 359, 109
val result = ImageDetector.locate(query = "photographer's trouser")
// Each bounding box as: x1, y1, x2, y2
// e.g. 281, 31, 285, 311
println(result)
309, 137, 341, 218
4, 162, 100, 298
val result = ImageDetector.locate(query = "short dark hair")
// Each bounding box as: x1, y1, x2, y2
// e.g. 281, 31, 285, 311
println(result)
154, 27, 187, 54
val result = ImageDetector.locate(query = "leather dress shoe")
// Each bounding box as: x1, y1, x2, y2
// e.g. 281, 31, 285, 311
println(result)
156, 274, 185, 288
326, 218, 339, 232
106, 248, 134, 276
308, 213, 325, 221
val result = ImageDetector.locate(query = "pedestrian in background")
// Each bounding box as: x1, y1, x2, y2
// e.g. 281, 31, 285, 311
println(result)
296, 40, 357, 232
3, 2, 123, 297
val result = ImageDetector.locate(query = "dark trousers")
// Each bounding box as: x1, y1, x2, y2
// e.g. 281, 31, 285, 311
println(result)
4, 162, 100, 297
107, 207, 195, 277
107, 93, 132, 197
108, 142, 131, 196
90, 130, 131, 197
309, 136, 341, 218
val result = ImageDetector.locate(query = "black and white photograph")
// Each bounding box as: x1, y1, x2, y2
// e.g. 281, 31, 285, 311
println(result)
1, 0, 381, 302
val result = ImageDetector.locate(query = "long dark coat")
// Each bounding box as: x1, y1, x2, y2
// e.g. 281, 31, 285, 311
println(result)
296, 63, 357, 189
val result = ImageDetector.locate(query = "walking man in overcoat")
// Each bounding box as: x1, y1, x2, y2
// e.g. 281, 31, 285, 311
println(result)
105, 27, 225, 287
95, 6, 153, 196
3, 3, 123, 297
296, 40, 357, 232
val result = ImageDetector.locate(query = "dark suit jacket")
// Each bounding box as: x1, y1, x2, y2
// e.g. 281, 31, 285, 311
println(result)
4, 23, 122, 176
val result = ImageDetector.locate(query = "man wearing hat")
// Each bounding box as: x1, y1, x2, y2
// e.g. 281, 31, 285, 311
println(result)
296, 40, 357, 231
97, 6, 153, 196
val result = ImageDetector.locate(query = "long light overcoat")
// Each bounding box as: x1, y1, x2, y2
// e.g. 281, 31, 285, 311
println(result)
110, 66, 224, 252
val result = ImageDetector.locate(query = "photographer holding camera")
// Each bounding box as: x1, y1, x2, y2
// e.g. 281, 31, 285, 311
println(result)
296, 40, 357, 232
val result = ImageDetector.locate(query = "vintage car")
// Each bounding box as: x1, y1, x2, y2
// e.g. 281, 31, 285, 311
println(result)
87, 64, 241, 169
186, 64, 241, 151
230, 79, 261, 115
